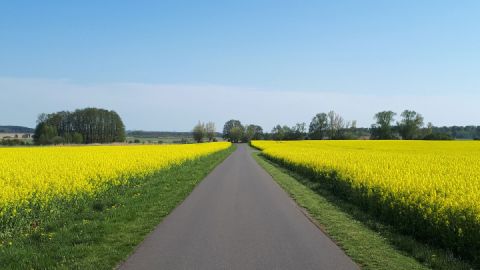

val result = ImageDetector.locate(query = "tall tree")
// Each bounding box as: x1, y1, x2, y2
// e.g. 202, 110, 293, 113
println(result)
192, 122, 206, 143
33, 122, 58, 145
205, 122, 216, 142
271, 125, 287, 140
244, 124, 264, 141
229, 126, 244, 143
424, 122, 434, 138
397, 110, 424, 140
326, 111, 346, 139
223, 120, 244, 142
370, 111, 397, 139
291, 122, 307, 140
309, 113, 328, 139
270, 123, 307, 140
343, 120, 358, 139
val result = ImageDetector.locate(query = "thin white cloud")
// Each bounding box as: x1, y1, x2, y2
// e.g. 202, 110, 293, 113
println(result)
0, 77, 478, 131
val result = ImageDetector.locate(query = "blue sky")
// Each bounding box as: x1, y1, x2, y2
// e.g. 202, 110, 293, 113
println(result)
1, 1, 479, 130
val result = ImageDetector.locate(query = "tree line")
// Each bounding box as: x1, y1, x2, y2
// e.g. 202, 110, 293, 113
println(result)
191, 120, 264, 143
221, 111, 359, 142
221, 109, 476, 142
370, 110, 450, 140
430, 125, 480, 140
191, 121, 218, 143
33, 108, 126, 145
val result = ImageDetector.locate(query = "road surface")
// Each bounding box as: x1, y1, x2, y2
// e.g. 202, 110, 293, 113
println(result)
118, 144, 358, 270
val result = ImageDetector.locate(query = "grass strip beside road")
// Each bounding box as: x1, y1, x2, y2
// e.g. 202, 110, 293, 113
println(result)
0, 145, 235, 270
252, 151, 473, 270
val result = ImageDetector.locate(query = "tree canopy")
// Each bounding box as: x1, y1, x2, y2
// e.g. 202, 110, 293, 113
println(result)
33, 108, 126, 145
244, 124, 264, 141
370, 111, 397, 139
223, 120, 244, 142
397, 110, 424, 140
192, 122, 206, 143
308, 113, 328, 140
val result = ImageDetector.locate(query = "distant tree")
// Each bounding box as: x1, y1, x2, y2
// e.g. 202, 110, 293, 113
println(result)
262, 132, 273, 140
271, 125, 282, 140
307, 111, 358, 140
51, 136, 64, 145
63, 133, 73, 144
326, 111, 346, 139
72, 132, 84, 144
33, 122, 58, 145
33, 108, 125, 145
423, 122, 434, 137
193, 122, 206, 143
243, 125, 254, 142
309, 113, 328, 140
342, 120, 358, 139
270, 123, 307, 141
244, 124, 264, 141
423, 132, 453, 140
290, 122, 307, 140
421, 122, 452, 140
415, 125, 480, 140
270, 125, 285, 140
397, 110, 424, 140
36, 113, 48, 124
0, 139, 26, 146
223, 120, 244, 142
229, 126, 244, 143
370, 111, 397, 139
205, 122, 216, 142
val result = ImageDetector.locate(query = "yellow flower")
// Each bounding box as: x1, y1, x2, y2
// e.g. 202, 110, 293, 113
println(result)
0, 142, 230, 213
252, 140, 480, 251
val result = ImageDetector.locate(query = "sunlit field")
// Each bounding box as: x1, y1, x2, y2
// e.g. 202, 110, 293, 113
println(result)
252, 140, 480, 259
0, 143, 231, 234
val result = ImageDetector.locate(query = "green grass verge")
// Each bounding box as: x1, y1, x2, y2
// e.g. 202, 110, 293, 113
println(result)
252, 151, 473, 270
0, 145, 235, 269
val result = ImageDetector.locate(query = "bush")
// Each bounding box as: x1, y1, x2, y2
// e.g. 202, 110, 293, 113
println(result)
423, 133, 453, 140
52, 136, 64, 145
0, 139, 26, 146
173, 138, 189, 144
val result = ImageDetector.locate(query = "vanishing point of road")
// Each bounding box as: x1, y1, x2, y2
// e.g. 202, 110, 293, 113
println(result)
118, 144, 358, 270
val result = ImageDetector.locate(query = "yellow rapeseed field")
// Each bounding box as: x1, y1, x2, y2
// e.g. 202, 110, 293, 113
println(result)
252, 140, 480, 257
0, 142, 230, 216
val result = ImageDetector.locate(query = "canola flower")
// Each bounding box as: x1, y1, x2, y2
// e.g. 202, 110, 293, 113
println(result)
252, 140, 480, 258
0, 142, 230, 217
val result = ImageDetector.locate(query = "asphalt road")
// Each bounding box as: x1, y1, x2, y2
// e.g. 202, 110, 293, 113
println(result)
118, 144, 358, 270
